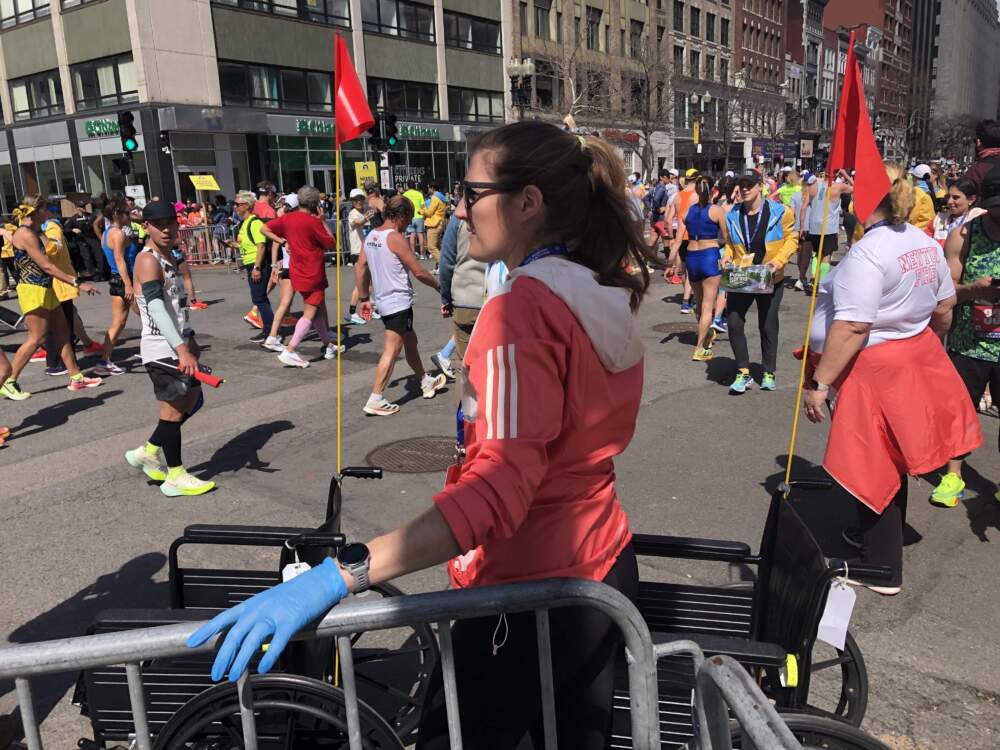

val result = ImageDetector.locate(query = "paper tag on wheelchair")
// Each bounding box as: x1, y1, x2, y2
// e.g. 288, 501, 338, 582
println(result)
282, 561, 312, 582
817, 580, 855, 650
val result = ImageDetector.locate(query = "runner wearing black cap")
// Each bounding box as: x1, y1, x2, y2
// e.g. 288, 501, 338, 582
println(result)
124, 199, 215, 497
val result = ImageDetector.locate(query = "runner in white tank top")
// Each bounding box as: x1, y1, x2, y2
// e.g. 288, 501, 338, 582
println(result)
136, 246, 191, 363
354, 196, 447, 415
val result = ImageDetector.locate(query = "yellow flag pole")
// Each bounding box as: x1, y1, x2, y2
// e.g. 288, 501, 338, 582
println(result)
335, 144, 343, 475
782, 186, 832, 494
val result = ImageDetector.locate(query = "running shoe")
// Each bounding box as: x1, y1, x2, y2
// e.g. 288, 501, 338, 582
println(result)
431, 352, 456, 380
160, 471, 216, 497
67, 374, 103, 391
45, 365, 69, 376
843, 577, 901, 597
0, 425, 10, 448
679, 302, 693, 314
262, 335, 285, 352
692, 348, 713, 362
371, 310, 381, 320
125, 445, 167, 482
421, 373, 447, 399
349, 312, 367, 325
82, 341, 104, 355
324, 343, 346, 359
929, 472, 965, 508
760, 372, 776, 391
281, 315, 298, 326
249, 331, 267, 344
794, 279, 805, 292
703, 328, 718, 349
94, 360, 125, 376
363, 396, 400, 416
710, 317, 728, 334
189, 299, 209, 310
29, 348, 46, 363
729, 370, 754, 394
669, 274, 684, 285
244, 309, 263, 329
278, 349, 310, 368
0, 378, 30, 401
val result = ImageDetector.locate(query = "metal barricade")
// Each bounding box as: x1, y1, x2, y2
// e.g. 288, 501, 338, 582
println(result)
176, 224, 237, 268
0, 579, 660, 750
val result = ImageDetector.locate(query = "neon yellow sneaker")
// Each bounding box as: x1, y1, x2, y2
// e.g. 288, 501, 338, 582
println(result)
692, 347, 714, 362
929, 472, 965, 508
160, 469, 216, 497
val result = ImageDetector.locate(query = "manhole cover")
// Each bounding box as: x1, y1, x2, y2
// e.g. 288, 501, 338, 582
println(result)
366, 436, 455, 474
651, 322, 699, 334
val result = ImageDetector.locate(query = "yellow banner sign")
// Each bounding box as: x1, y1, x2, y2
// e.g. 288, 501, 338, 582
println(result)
692, 119, 700, 146
354, 161, 378, 189
188, 174, 220, 191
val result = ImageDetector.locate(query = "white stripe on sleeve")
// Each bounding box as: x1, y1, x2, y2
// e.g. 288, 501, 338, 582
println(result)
507, 343, 518, 438
485, 346, 495, 439
495, 345, 506, 440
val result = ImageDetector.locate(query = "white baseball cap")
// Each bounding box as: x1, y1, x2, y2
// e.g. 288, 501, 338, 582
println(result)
282, 193, 299, 208
349, 188, 365, 199
781, 165, 792, 173
668, 168, 680, 177
910, 164, 932, 180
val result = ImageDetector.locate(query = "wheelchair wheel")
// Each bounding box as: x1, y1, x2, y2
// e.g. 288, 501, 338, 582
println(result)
352, 583, 439, 743
804, 631, 868, 726
153, 673, 403, 749
733, 713, 893, 749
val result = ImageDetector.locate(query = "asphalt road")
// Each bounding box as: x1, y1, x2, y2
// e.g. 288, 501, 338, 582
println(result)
1, 255, 998, 749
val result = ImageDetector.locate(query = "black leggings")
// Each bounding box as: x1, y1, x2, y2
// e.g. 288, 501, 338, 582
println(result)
45, 300, 76, 369
726, 284, 783, 373
856, 478, 907, 585
416, 544, 639, 750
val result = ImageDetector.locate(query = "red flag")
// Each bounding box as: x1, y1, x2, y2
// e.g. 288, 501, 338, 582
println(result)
826, 31, 889, 222
335, 33, 374, 145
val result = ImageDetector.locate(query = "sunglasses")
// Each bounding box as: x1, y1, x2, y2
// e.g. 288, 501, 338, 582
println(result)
461, 180, 522, 212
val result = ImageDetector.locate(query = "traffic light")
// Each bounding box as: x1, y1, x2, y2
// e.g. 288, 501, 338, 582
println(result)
385, 114, 399, 149
111, 156, 132, 176
118, 111, 138, 153
158, 131, 171, 155
368, 113, 384, 152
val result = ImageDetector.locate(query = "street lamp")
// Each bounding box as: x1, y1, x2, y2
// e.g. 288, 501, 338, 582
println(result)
506, 58, 535, 121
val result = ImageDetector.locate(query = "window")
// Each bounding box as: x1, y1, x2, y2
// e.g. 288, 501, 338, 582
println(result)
720, 18, 729, 46
219, 60, 332, 111
706, 12, 715, 42
720, 58, 728, 84
9, 69, 63, 121
629, 20, 643, 57
673, 0, 683, 32
689, 49, 700, 77
534, 60, 557, 109
443, 10, 501, 54
574, 16, 580, 44
656, 24, 665, 58
448, 86, 503, 123
585, 6, 601, 50
362, 0, 434, 42
673, 44, 684, 73
705, 55, 715, 81
368, 77, 438, 119
555, 12, 562, 42
534, 0, 550, 39
61, 0, 103, 7
519, 1, 527, 33
689, 7, 699, 37
71, 53, 138, 111
1, 0, 48, 28
210, 0, 350, 28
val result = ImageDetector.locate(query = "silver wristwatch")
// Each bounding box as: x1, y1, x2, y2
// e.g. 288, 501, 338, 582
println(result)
337, 543, 371, 593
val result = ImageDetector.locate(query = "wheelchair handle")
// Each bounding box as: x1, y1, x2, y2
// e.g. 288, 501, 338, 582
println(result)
836, 562, 895, 582
286, 532, 347, 549
340, 466, 382, 480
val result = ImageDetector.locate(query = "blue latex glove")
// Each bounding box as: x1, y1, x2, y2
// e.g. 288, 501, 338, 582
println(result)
187, 557, 349, 682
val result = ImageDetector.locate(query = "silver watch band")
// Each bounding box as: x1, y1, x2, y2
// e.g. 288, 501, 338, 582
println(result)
348, 563, 370, 592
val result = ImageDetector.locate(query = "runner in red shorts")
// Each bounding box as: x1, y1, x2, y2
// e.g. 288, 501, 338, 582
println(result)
261, 186, 343, 368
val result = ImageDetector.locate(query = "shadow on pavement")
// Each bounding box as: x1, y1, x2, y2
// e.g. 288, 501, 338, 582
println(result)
958, 462, 1000, 542
187, 419, 295, 479
10, 389, 123, 440
0, 553, 168, 741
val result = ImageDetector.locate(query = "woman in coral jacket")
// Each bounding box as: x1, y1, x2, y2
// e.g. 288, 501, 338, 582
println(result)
803, 162, 982, 596
189, 121, 656, 748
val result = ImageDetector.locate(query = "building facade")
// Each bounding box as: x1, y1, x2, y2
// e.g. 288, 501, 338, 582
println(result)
929, 0, 1000, 122
0, 0, 507, 214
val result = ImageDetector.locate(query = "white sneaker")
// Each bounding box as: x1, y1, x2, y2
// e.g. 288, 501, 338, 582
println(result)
793, 279, 805, 291
421, 373, 447, 399
349, 313, 366, 325
324, 343, 345, 359
124, 445, 166, 481
278, 349, 310, 368
371, 310, 381, 320
262, 335, 285, 352
363, 396, 400, 416
160, 470, 216, 497
431, 352, 456, 381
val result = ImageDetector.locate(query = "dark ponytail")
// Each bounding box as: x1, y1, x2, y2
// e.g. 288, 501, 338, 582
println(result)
470, 121, 656, 311
696, 176, 712, 208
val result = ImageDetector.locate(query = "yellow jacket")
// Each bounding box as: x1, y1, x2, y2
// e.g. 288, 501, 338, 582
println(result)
908, 188, 935, 231
722, 199, 799, 282
1, 223, 15, 259
44, 220, 78, 302
421, 194, 447, 229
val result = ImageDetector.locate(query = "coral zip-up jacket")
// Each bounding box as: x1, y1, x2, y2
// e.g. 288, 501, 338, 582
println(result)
433, 255, 645, 588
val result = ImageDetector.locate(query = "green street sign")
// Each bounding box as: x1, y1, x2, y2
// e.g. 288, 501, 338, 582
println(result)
84, 119, 119, 138
296, 119, 334, 135
399, 123, 440, 140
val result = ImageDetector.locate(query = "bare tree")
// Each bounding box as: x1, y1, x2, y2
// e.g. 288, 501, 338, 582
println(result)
536, 44, 613, 124
929, 114, 978, 160
623, 37, 676, 180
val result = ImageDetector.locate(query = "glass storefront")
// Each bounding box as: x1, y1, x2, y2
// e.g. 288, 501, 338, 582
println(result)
80, 151, 149, 198
20, 157, 78, 197
0, 164, 18, 214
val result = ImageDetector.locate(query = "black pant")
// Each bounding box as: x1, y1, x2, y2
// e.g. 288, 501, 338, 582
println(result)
416, 545, 639, 750
245, 265, 274, 332
856, 478, 907, 586
45, 300, 76, 369
949, 350, 1000, 451
726, 284, 783, 373
77, 238, 107, 280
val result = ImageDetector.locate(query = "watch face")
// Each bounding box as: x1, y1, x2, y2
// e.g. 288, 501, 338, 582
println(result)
338, 542, 369, 566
